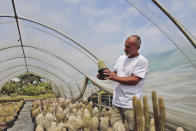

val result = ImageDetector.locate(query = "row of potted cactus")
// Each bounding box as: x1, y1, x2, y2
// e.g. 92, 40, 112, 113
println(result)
31, 91, 185, 131
31, 98, 128, 131
0, 100, 25, 130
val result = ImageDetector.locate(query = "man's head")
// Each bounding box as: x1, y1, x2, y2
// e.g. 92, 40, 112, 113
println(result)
124, 35, 141, 58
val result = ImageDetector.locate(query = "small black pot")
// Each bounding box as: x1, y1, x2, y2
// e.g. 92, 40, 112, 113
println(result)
98, 68, 109, 80
0, 124, 7, 131
6, 120, 14, 128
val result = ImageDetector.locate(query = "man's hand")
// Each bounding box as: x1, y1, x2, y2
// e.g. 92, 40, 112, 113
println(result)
103, 69, 141, 85
96, 73, 101, 80
103, 69, 117, 80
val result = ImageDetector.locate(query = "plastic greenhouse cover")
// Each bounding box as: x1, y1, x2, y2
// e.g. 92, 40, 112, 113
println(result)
0, 0, 196, 130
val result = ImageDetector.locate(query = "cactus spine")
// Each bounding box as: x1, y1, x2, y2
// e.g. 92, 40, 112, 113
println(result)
143, 96, 150, 131
158, 97, 166, 131
152, 91, 159, 131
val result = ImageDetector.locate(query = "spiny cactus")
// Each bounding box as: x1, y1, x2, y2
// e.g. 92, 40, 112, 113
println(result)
176, 127, 184, 131
98, 60, 106, 69
90, 117, 99, 130
136, 99, 144, 131
87, 101, 93, 117
158, 97, 166, 131
100, 117, 109, 131
133, 91, 166, 131
101, 108, 108, 117
113, 121, 126, 131
132, 96, 138, 131
35, 125, 44, 131
143, 96, 150, 131
76, 102, 80, 111
98, 93, 101, 112
83, 109, 91, 128
150, 118, 156, 131
152, 91, 159, 131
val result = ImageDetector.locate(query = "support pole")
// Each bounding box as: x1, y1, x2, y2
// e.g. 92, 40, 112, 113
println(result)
11, 0, 29, 72
152, 0, 196, 49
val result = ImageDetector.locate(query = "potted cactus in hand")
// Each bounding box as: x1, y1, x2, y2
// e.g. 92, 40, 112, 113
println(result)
98, 60, 109, 80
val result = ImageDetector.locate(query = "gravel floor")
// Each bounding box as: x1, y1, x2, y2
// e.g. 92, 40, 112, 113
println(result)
8, 101, 34, 131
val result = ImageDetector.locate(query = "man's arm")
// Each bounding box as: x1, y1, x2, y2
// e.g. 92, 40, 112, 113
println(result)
104, 69, 141, 85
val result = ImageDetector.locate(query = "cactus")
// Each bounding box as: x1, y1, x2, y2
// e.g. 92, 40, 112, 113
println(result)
101, 108, 108, 118
83, 109, 91, 128
132, 96, 138, 131
136, 99, 144, 131
152, 91, 159, 131
158, 97, 166, 131
98, 60, 106, 69
143, 96, 150, 131
76, 102, 80, 111
150, 118, 156, 131
98, 60, 108, 79
87, 101, 93, 117
98, 93, 102, 112
176, 127, 184, 131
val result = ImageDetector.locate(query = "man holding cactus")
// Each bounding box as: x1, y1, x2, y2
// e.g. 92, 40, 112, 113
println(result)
97, 35, 148, 130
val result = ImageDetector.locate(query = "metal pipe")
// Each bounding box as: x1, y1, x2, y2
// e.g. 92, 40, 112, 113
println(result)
152, 0, 196, 49
0, 15, 99, 61
11, 0, 28, 72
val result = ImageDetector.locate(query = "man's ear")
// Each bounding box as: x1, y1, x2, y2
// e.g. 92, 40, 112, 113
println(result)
137, 45, 140, 49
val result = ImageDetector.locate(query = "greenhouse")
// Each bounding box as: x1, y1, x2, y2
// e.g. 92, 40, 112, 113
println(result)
0, 0, 196, 131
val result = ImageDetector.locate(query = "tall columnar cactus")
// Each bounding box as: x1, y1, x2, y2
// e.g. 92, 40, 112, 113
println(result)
143, 96, 150, 131
98, 93, 101, 112
136, 99, 144, 131
98, 93, 102, 129
98, 60, 106, 70
150, 118, 156, 131
176, 127, 184, 131
87, 101, 93, 117
152, 91, 159, 131
132, 96, 138, 131
158, 97, 166, 131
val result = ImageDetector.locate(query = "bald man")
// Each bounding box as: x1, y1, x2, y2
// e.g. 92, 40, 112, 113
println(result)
101, 35, 149, 130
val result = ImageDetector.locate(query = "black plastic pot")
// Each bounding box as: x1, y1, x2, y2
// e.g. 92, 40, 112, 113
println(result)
6, 119, 14, 128
98, 68, 109, 80
0, 124, 7, 131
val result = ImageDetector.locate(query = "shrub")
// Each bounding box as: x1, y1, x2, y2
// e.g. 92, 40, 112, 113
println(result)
38, 82, 52, 90
0, 82, 19, 95
0, 80, 52, 96
23, 84, 46, 96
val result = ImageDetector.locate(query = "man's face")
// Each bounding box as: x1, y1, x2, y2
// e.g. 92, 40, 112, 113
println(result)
124, 37, 139, 57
